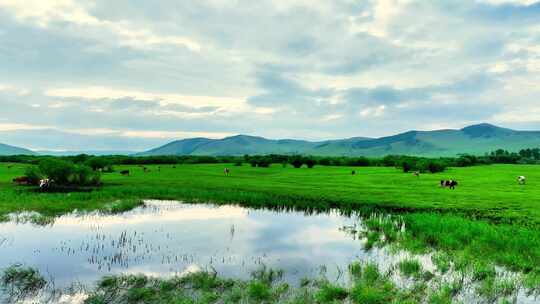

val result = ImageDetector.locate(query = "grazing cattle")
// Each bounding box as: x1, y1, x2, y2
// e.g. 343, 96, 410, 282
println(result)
224, 168, 230, 175
120, 170, 130, 176
13, 176, 30, 185
413, 171, 420, 178
518, 176, 526, 185
39, 179, 53, 190
7, 165, 12, 169
351, 170, 356, 175
441, 180, 458, 189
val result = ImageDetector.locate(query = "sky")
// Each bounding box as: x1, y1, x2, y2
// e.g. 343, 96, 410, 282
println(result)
1, 0, 540, 151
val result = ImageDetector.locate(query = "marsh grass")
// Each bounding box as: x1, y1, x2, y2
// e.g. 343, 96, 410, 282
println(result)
82, 263, 441, 304
359, 212, 540, 279
523, 271, 540, 296
353, 212, 540, 303
431, 252, 452, 274
100, 199, 144, 214
398, 259, 423, 279
0, 265, 46, 301
3, 261, 534, 303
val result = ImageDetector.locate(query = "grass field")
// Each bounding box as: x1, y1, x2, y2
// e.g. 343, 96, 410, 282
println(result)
1, 163, 539, 225
1, 162, 539, 302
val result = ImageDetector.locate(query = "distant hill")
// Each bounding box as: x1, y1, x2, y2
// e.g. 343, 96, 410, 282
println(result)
0, 143, 36, 155
139, 123, 540, 157
37, 150, 136, 156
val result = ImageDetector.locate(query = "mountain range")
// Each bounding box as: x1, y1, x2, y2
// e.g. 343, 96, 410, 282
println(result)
2, 123, 540, 157
0, 143, 36, 156
138, 123, 540, 157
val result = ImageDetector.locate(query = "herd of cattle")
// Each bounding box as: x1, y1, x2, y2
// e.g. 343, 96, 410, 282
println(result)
6, 165, 529, 191
11, 176, 54, 190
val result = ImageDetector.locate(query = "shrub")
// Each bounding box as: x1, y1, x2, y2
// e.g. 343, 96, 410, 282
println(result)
24, 166, 42, 185
347, 157, 371, 167
85, 157, 112, 171
402, 161, 412, 173
319, 158, 331, 166
39, 158, 75, 185
290, 156, 304, 168
257, 157, 272, 168
38, 159, 100, 186
71, 165, 101, 186
305, 158, 316, 168
425, 161, 446, 173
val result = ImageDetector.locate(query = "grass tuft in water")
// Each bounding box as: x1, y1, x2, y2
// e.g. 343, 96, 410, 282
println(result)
0, 264, 46, 301
523, 270, 540, 296
101, 199, 144, 214
314, 282, 348, 303
398, 258, 423, 279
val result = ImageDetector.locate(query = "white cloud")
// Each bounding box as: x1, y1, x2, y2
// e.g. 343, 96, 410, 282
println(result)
360, 105, 387, 118
120, 130, 233, 139
0, 123, 49, 131
350, 0, 406, 38
45, 86, 248, 111
0, 83, 30, 96
476, 0, 539, 5
1, 0, 540, 149
0, 0, 201, 51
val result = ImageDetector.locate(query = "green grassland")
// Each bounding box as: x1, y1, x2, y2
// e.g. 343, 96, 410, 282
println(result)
1, 162, 539, 301
1, 163, 539, 225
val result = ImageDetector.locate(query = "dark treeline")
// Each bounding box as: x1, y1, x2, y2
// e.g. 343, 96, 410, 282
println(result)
1, 147, 540, 174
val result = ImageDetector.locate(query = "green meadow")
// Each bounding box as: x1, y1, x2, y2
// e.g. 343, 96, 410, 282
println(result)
1, 162, 539, 302
1, 162, 539, 225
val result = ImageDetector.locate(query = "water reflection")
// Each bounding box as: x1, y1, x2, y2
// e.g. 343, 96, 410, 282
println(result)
0, 200, 386, 289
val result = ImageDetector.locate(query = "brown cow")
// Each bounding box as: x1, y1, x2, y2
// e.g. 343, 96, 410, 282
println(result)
13, 176, 30, 185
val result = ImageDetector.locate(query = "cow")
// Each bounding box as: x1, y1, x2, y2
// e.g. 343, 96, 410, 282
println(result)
39, 179, 53, 190
518, 176, 526, 185
441, 180, 458, 189
120, 170, 130, 176
351, 170, 356, 175
413, 171, 420, 178
13, 176, 30, 185
224, 168, 230, 175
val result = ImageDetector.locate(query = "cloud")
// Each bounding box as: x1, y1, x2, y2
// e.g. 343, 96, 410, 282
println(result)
45, 86, 250, 113
0, 0, 539, 150
0, 0, 201, 51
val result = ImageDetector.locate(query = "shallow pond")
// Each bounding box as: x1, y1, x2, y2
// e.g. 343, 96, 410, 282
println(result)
0, 200, 392, 289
